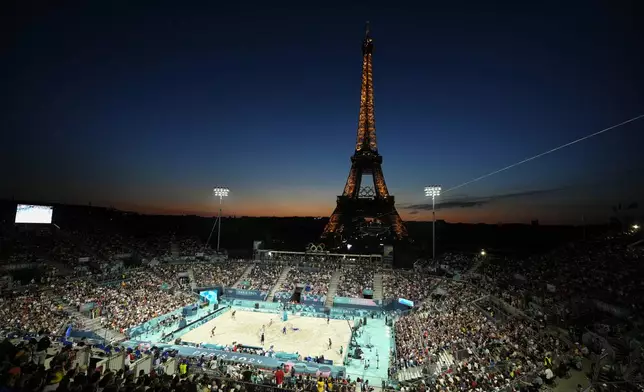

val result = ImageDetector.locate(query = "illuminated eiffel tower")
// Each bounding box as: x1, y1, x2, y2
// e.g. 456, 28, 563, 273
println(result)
322, 23, 408, 243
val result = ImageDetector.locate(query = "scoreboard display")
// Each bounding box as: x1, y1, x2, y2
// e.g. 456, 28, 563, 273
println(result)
15, 204, 53, 224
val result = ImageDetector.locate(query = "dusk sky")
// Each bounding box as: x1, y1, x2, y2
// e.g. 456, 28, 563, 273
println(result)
4, 1, 643, 224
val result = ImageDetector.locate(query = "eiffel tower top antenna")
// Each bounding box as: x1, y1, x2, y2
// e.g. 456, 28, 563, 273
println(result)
362, 21, 373, 55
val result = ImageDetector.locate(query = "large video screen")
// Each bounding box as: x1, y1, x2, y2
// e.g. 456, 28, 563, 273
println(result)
15, 204, 53, 224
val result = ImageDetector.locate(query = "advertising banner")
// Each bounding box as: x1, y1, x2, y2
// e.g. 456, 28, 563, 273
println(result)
301, 294, 325, 306
333, 296, 380, 309
224, 288, 267, 301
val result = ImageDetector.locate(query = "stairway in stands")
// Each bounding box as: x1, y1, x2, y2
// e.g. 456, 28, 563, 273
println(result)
58, 302, 126, 343
187, 268, 197, 291
607, 336, 630, 364
266, 267, 291, 301
170, 242, 180, 258
324, 269, 343, 308
396, 366, 424, 382
419, 280, 446, 307
465, 256, 486, 277
373, 272, 384, 300
396, 351, 455, 382
595, 368, 614, 385
233, 264, 255, 288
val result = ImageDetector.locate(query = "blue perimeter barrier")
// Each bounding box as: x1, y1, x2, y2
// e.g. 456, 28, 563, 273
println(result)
161, 306, 229, 341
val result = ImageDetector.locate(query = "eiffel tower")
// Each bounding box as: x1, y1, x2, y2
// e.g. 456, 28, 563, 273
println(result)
322, 23, 408, 243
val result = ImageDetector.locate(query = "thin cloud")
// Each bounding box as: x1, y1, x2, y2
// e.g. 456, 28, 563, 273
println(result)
402, 189, 558, 211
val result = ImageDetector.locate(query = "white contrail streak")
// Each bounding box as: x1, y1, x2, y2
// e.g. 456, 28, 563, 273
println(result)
444, 114, 644, 193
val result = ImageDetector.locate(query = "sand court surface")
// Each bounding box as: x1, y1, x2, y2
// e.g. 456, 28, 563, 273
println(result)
179, 309, 353, 363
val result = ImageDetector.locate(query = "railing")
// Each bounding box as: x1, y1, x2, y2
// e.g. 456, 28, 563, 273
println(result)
183, 376, 294, 392
95, 352, 125, 374
590, 380, 644, 391
131, 354, 153, 375
485, 295, 536, 323
583, 329, 616, 362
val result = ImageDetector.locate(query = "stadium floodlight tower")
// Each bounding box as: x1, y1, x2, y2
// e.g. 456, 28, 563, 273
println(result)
424, 185, 442, 260
214, 187, 229, 252
213, 187, 229, 203
205, 187, 229, 253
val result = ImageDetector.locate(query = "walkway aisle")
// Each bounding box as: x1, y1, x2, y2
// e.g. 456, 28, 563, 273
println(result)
234, 264, 255, 288
373, 273, 383, 301
188, 268, 196, 291
267, 267, 291, 301
324, 269, 342, 307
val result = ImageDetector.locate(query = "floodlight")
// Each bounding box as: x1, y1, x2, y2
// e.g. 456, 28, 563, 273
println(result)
480, 249, 486, 256
213, 187, 230, 198
424, 185, 441, 198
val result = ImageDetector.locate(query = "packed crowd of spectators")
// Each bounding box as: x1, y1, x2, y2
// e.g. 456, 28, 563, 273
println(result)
64, 231, 216, 265
238, 266, 281, 291
188, 361, 361, 392
0, 217, 213, 268
260, 253, 348, 271
51, 276, 194, 333
191, 262, 248, 288
335, 267, 375, 298
0, 292, 68, 334
393, 280, 579, 391
0, 226, 80, 266
150, 265, 191, 290
414, 253, 481, 277
280, 268, 331, 296
0, 333, 367, 392
382, 271, 440, 304
473, 234, 644, 322
392, 230, 644, 390
439, 252, 481, 274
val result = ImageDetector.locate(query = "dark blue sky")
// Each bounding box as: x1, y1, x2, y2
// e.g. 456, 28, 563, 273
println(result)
3, 1, 643, 224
